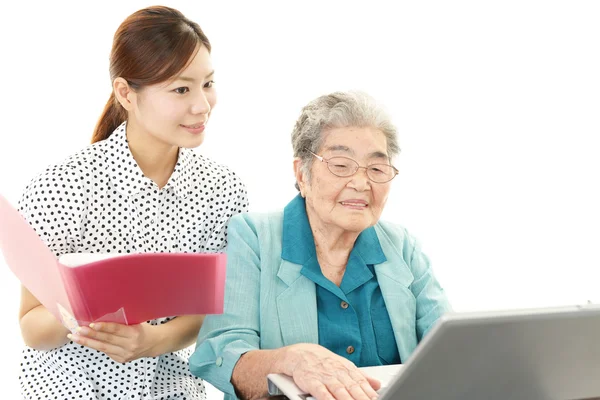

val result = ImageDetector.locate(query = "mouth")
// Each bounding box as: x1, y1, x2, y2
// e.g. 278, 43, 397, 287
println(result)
180, 122, 206, 134
339, 200, 369, 209
181, 122, 206, 129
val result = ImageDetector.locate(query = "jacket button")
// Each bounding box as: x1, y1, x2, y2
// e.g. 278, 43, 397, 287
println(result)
340, 301, 349, 309
346, 346, 355, 354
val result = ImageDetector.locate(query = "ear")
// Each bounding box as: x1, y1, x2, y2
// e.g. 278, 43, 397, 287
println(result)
293, 157, 308, 196
113, 77, 136, 112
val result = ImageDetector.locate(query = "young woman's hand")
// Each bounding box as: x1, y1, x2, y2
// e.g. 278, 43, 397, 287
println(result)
68, 322, 160, 363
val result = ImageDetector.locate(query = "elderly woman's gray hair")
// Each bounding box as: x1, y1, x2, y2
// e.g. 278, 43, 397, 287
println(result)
291, 91, 400, 190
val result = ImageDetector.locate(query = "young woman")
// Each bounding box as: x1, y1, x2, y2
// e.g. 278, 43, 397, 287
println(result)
17, 6, 247, 399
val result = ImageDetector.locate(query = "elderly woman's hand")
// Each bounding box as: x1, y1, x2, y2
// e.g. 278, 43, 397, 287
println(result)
277, 343, 381, 400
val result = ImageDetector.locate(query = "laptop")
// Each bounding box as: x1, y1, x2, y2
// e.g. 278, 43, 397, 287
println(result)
267, 304, 600, 400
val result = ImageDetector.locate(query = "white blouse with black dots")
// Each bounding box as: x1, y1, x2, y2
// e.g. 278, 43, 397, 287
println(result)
17, 122, 248, 400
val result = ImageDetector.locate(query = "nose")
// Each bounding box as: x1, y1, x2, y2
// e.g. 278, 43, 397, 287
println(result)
346, 167, 371, 191
190, 90, 211, 115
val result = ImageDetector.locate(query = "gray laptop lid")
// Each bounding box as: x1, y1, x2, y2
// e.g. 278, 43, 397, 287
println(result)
381, 305, 600, 400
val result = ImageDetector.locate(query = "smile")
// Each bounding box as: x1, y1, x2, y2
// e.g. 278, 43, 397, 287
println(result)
340, 201, 368, 208
181, 123, 205, 129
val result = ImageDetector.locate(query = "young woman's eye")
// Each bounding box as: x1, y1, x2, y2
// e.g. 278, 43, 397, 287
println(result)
174, 87, 189, 94
204, 80, 215, 88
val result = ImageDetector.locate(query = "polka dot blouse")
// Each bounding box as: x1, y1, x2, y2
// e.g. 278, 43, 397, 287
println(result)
17, 122, 248, 400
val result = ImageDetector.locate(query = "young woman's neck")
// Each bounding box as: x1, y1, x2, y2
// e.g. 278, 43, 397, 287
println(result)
125, 119, 179, 189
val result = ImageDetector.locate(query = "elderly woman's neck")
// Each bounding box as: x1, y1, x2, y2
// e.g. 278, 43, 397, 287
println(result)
308, 212, 359, 286
312, 226, 358, 255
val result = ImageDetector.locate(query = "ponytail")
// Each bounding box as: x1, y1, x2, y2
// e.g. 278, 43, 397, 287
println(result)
91, 92, 127, 143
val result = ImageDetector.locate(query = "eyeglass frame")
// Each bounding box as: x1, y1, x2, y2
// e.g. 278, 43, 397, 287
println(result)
307, 150, 399, 183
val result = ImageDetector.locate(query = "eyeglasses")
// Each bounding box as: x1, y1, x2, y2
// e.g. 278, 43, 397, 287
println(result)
308, 150, 398, 183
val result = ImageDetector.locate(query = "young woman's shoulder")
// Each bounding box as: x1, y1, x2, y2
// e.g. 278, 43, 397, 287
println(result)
19, 141, 111, 207
186, 152, 247, 193
65, 140, 114, 172
189, 152, 243, 180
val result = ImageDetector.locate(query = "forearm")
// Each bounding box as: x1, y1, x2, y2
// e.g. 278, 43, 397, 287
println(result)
20, 305, 70, 350
231, 348, 289, 400
148, 314, 204, 356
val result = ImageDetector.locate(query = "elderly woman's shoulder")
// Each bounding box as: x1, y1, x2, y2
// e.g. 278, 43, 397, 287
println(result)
375, 219, 412, 240
374, 220, 424, 255
227, 209, 285, 237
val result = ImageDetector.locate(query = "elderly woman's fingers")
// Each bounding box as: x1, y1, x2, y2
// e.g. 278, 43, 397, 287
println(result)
321, 377, 353, 400
296, 371, 354, 400
287, 344, 380, 400
308, 381, 336, 400
335, 368, 378, 400
348, 368, 380, 394
363, 375, 381, 392
329, 385, 354, 400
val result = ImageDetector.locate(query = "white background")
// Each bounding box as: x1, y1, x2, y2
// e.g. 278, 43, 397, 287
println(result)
1, 1, 599, 397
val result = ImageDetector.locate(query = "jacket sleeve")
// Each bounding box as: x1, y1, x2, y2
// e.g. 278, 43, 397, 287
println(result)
189, 213, 262, 396
405, 233, 453, 340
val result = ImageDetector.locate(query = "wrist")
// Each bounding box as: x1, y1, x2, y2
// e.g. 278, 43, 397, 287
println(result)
145, 323, 168, 358
272, 345, 298, 376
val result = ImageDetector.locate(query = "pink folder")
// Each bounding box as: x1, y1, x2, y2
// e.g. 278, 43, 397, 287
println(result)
0, 194, 226, 330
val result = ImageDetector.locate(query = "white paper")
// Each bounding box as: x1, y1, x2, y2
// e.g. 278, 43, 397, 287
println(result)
58, 252, 123, 267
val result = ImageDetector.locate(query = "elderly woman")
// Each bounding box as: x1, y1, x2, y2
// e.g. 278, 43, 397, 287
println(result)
190, 91, 452, 400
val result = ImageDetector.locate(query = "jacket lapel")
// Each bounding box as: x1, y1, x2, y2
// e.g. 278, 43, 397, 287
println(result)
374, 226, 419, 362
276, 260, 319, 346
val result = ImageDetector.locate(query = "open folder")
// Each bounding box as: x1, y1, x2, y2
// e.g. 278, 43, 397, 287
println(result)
0, 194, 226, 332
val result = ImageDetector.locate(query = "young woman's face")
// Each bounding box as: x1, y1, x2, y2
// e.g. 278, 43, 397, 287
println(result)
129, 45, 216, 149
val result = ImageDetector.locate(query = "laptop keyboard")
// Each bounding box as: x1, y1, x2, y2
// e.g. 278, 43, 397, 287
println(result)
303, 385, 388, 400
296, 365, 401, 400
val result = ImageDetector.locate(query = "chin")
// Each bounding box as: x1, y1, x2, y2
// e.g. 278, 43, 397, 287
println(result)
338, 219, 371, 233
180, 135, 205, 149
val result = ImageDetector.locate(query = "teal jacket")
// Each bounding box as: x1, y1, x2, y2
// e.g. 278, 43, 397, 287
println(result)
190, 211, 452, 398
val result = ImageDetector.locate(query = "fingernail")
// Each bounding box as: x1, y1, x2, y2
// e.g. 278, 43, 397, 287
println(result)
89, 323, 95, 329
67, 334, 73, 340
76, 326, 82, 333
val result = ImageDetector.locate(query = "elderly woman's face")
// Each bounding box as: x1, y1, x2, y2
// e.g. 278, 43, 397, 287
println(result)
300, 126, 392, 233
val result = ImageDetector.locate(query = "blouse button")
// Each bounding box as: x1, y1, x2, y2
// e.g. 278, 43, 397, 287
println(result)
346, 346, 355, 354
340, 301, 349, 309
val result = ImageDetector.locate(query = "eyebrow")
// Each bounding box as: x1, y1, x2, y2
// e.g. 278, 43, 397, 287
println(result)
326, 145, 389, 159
174, 70, 215, 83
